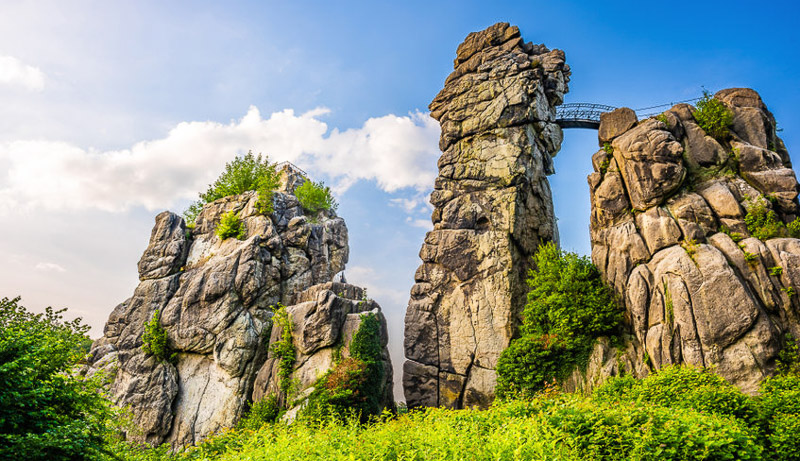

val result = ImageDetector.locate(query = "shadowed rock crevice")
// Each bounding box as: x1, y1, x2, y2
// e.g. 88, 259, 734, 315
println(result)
403, 22, 570, 409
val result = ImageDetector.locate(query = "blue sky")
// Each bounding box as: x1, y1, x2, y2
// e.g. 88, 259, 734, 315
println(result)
1, 0, 798, 397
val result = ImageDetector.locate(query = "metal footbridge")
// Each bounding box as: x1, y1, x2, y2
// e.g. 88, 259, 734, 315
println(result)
555, 98, 701, 130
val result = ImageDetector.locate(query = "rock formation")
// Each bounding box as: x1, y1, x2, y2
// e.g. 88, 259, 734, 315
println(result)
251, 282, 393, 415
586, 88, 800, 393
87, 164, 390, 447
403, 22, 570, 408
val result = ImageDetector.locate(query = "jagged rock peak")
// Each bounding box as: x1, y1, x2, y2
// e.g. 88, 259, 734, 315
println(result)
403, 23, 569, 409
583, 88, 800, 394
87, 185, 355, 447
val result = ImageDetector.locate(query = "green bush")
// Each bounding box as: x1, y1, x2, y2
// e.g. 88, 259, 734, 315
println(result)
269, 304, 295, 395
777, 334, 800, 376
745, 197, 787, 240
546, 395, 762, 460
497, 242, 621, 397
693, 90, 733, 140
594, 365, 756, 423
215, 210, 246, 240
184, 152, 280, 224
294, 180, 338, 214
141, 309, 174, 363
0, 296, 113, 460
300, 313, 387, 423
238, 395, 281, 430
769, 413, 800, 461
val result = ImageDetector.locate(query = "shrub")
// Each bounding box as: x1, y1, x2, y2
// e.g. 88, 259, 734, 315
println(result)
300, 313, 386, 423
183, 152, 280, 224
0, 296, 113, 460
294, 180, 338, 214
594, 366, 757, 423
745, 196, 788, 240
769, 413, 800, 461
238, 395, 281, 430
215, 210, 246, 240
789, 218, 800, 238
141, 309, 174, 363
693, 90, 733, 140
777, 334, 800, 376
269, 304, 295, 395
496, 242, 621, 397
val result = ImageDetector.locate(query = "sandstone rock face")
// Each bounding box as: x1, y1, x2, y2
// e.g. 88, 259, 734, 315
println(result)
587, 88, 800, 394
87, 171, 355, 447
403, 22, 569, 409
251, 282, 393, 412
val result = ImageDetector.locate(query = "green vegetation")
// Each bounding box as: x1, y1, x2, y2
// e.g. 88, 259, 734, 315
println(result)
0, 296, 113, 460
602, 141, 613, 156
238, 395, 281, 430
215, 210, 246, 240
655, 113, 669, 127
744, 196, 800, 240
496, 242, 621, 397
300, 313, 387, 423
183, 152, 280, 224
777, 334, 800, 376
141, 309, 175, 363
720, 224, 744, 242
269, 304, 296, 395
294, 180, 338, 214
771, 266, 784, 276
693, 90, 733, 140
108, 364, 800, 461
744, 250, 759, 264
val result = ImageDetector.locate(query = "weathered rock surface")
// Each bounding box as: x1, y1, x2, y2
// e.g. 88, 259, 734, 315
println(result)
251, 282, 393, 412
403, 22, 569, 409
87, 166, 360, 447
587, 88, 800, 394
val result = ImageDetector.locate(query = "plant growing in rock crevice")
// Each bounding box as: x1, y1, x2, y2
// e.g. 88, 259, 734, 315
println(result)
693, 90, 733, 141
141, 309, 175, 363
269, 304, 296, 395
294, 180, 338, 215
216, 210, 246, 240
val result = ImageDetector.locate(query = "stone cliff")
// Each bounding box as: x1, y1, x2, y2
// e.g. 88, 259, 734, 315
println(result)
403, 22, 570, 409
584, 88, 800, 393
87, 165, 391, 447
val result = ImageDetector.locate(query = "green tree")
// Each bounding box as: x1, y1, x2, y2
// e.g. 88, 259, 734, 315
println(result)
0, 296, 112, 460
496, 242, 621, 397
693, 90, 733, 140
294, 180, 338, 214
184, 152, 280, 224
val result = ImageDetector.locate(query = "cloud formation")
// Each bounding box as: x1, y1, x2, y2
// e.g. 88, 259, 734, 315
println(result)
0, 107, 440, 214
0, 56, 45, 91
34, 262, 66, 273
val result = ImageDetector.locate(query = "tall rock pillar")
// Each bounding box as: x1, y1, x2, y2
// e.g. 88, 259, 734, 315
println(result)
402, 23, 570, 408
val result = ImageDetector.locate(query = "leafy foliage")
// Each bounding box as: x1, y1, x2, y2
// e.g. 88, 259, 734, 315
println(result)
745, 197, 787, 240
693, 90, 733, 140
183, 152, 280, 224
497, 242, 621, 397
238, 395, 281, 430
294, 180, 338, 214
215, 210, 246, 241
141, 309, 174, 363
269, 304, 296, 395
777, 334, 800, 376
300, 313, 386, 423
0, 296, 113, 460
594, 366, 756, 423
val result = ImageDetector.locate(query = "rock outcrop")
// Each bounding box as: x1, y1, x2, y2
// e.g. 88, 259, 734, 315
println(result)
403, 22, 570, 408
86, 165, 389, 447
587, 88, 800, 393
251, 282, 393, 413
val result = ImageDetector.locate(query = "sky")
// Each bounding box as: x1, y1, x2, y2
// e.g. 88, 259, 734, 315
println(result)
2, 0, 799, 399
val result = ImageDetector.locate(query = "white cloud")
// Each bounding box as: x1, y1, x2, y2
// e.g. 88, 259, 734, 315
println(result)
0, 106, 440, 214
34, 262, 66, 273
0, 56, 45, 91
406, 217, 433, 230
